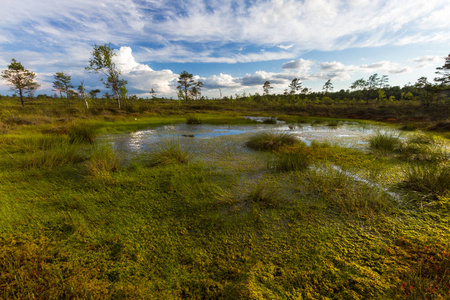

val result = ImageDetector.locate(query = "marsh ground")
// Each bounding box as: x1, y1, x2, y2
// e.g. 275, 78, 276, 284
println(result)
0, 103, 449, 299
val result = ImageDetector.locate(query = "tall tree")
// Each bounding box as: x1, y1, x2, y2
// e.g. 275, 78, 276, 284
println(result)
53, 72, 73, 105
415, 77, 436, 107
89, 89, 101, 99
350, 78, 367, 91
86, 44, 127, 109
367, 74, 380, 90
177, 71, 197, 102
1, 59, 40, 106
434, 54, 450, 85
263, 81, 273, 95
288, 78, 302, 95
323, 79, 333, 94
190, 81, 203, 100
380, 75, 389, 89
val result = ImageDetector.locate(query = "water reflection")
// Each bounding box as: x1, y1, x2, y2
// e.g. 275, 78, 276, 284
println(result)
99, 121, 402, 154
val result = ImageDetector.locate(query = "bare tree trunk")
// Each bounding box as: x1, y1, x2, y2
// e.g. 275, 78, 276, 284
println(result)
115, 89, 121, 109
19, 89, 24, 106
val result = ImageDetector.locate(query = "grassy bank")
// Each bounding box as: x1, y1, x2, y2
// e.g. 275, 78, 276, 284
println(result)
0, 104, 449, 299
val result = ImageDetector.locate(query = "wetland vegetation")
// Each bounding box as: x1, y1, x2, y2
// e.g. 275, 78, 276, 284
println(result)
0, 93, 449, 299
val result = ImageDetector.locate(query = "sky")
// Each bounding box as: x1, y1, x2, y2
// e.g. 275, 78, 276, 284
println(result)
0, 0, 449, 99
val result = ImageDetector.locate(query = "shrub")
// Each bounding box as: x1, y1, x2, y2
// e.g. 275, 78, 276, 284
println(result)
246, 132, 298, 151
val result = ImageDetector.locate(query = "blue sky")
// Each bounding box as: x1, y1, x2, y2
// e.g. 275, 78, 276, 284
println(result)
0, 0, 449, 98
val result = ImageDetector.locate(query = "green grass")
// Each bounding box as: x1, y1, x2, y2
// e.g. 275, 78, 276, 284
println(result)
0, 109, 449, 299
401, 165, 450, 198
369, 131, 402, 152
186, 115, 203, 124
246, 132, 299, 151
145, 139, 189, 167
68, 123, 98, 144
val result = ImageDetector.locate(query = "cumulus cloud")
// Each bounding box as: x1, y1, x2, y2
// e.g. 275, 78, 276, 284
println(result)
114, 46, 177, 94
282, 59, 314, 71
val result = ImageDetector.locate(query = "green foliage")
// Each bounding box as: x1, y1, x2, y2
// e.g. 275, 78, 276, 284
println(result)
246, 132, 298, 151
1, 59, 40, 106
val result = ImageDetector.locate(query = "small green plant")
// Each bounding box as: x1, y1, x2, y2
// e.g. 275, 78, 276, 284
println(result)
402, 165, 450, 198
186, 115, 202, 125
146, 139, 189, 167
246, 132, 298, 151
369, 131, 402, 152
68, 123, 97, 144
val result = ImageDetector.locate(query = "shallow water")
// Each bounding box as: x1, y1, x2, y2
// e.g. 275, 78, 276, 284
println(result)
100, 121, 398, 155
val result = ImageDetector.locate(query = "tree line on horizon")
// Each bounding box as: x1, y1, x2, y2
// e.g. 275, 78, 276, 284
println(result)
1, 44, 449, 108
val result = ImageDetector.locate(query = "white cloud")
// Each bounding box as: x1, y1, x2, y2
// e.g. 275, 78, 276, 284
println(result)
114, 46, 177, 94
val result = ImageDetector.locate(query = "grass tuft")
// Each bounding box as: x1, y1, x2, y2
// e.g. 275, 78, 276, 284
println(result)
68, 123, 97, 144
369, 131, 402, 152
186, 115, 202, 125
401, 165, 450, 198
246, 132, 298, 151
86, 146, 121, 180
268, 148, 310, 172
263, 117, 277, 124
146, 139, 189, 167
247, 181, 279, 207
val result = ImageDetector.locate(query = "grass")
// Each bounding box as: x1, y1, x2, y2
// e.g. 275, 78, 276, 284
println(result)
0, 107, 449, 299
246, 132, 299, 151
145, 139, 189, 167
401, 165, 450, 198
369, 131, 402, 152
68, 123, 97, 144
186, 115, 202, 124
267, 147, 311, 172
